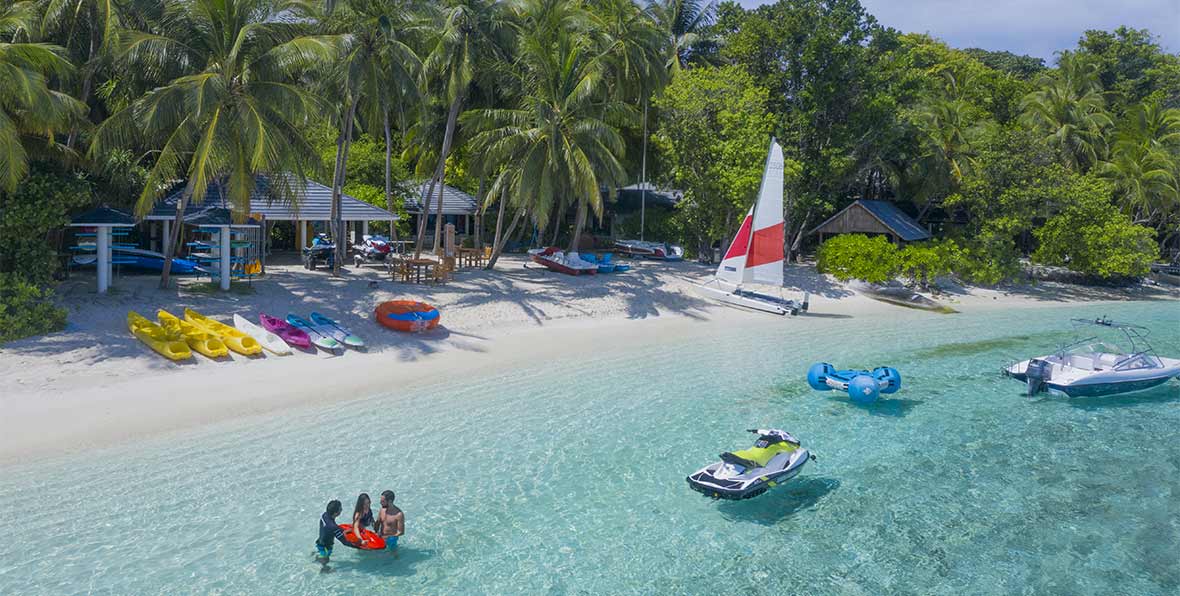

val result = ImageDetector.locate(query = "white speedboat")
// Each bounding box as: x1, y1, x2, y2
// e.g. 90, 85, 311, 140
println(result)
694, 138, 809, 316
1004, 317, 1180, 397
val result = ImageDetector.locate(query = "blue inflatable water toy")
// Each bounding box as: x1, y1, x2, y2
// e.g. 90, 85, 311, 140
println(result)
807, 363, 902, 403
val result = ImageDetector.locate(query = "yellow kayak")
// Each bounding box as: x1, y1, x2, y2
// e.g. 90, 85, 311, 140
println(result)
158, 309, 229, 359
183, 308, 262, 355
127, 311, 191, 361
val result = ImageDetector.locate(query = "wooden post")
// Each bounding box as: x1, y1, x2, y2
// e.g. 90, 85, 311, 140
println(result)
297, 219, 305, 250
162, 219, 171, 256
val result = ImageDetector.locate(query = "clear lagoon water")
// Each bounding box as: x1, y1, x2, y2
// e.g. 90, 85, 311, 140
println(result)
1, 301, 1178, 595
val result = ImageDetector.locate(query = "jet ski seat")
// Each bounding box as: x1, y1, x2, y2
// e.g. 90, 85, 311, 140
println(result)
721, 443, 798, 469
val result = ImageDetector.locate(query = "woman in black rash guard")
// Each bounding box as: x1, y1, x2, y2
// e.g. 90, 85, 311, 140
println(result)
350, 493, 374, 543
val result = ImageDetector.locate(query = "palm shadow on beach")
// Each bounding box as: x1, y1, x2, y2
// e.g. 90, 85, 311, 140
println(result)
715, 477, 840, 526
322, 546, 436, 578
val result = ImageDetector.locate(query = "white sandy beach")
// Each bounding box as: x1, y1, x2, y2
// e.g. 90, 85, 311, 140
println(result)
1, 254, 1175, 465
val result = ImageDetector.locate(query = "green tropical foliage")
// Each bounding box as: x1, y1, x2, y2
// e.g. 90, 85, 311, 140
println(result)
816, 234, 899, 284
2, 0, 1179, 343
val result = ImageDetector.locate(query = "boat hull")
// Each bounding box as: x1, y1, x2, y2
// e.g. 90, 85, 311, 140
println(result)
695, 282, 806, 316
1005, 359, 1180, 397
529, 253, 598, 276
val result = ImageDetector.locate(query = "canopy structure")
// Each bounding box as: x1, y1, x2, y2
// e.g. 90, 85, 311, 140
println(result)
68, 207, 136, 294
145, 174, 398, 250
406, 181, 479, 216
809, 199, 931, 245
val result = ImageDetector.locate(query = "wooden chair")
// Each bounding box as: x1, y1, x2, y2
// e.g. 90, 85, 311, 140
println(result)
431, 258, 455, 284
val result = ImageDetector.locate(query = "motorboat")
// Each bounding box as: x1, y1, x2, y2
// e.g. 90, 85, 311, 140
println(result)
687, 429, 814, 500
1003, 317, 1180, 397
528, 247, 599, 275
613, 239, 683, 260
695, 138, 809, 316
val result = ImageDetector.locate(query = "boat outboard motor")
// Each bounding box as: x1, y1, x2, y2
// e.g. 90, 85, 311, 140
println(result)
1025, 358, 1052, 396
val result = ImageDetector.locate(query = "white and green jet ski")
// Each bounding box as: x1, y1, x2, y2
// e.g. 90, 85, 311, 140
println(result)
687, 429, 815, 500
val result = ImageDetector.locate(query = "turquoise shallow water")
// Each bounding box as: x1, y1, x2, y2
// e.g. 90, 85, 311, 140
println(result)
1, 301, 1178, 595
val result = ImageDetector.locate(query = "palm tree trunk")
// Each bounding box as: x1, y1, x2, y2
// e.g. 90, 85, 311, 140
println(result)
331, 94, 359, 274
567, 198, 588, 254
473, 175, 485, 250
431, 95, 464, 254
414, 176, 439, 257
159, 180, 196, 289
549, 199, 568, 246
67, 23, 99, 150
383, 105, 395, 239
486, 202, 526, 270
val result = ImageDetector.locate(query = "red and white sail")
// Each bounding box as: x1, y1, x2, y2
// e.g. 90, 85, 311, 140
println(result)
714, 139, 785, 287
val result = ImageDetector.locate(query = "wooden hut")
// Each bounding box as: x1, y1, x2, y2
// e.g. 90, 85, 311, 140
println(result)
809, 199, 931, 246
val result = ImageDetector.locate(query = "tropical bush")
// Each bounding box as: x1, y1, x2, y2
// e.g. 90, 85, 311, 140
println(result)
0, 169, 93, 284
898, 239, 962, 288
0, 273, 68, 344
1033, 191, 1159, 279
816, 234, 899, 283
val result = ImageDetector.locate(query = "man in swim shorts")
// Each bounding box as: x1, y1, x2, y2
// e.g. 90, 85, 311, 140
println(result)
377, 490, 404, 550
316, 500, 345, 563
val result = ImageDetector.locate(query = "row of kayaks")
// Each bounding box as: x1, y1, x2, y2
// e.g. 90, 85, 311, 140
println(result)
126, 308, 364, 361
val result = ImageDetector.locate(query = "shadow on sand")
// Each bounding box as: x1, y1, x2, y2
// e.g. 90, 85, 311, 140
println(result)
716, 477, 840, 526
823, 396, 923, 418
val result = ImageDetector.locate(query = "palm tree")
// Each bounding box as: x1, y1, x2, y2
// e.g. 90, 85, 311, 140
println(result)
1020, 52, 1112, 172
416, 0, 511, 257
646, 0, 716, 73
466, 0, 632, 258
320, 0, 421, 273
0, 1, 83, 193
91, 0, 337, 287
1099, 101, 1180, 232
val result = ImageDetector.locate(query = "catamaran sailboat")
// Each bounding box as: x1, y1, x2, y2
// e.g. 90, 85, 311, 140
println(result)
696, 139, 809, 316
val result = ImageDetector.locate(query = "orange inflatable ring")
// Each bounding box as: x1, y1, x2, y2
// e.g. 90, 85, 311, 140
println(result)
337, 524, 386, 550
375, 300, 441, 333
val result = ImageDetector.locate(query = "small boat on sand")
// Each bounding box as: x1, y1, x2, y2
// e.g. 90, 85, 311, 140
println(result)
158, 309, 228, 358
259, 313, 313, 350
613, 239, 683, 260
528, 247, 599, 276
233, 314, 292, 355
128, 311, 191, 361
310, 312, 364, 349
184, 308, 262, 356
849, 281, 956, 313
283, 314, 340, 351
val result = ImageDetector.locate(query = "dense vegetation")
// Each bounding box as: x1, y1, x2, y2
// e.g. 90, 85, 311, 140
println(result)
1, 0, 1178, 340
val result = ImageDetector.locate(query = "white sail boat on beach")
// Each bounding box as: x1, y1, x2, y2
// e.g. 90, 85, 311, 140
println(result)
696, 138, 809, 316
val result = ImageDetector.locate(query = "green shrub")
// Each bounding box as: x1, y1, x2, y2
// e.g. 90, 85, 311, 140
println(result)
898, 239, 962, 288
0, 169, 93, 284
948, 230, 1024, 285
0, 273, 67, 344
1033, 192, 1158, 279
816, 234, 899, 283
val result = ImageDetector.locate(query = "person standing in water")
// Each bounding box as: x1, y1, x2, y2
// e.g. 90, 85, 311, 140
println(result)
316, 500, 345, 568
350, 493, 375, 544
377, 490, 404, 550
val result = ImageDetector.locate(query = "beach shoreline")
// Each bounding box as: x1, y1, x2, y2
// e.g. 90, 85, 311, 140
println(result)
2, 255, 1175, 465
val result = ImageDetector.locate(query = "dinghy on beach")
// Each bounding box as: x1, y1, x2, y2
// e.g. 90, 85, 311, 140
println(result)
695, 139, 809, 316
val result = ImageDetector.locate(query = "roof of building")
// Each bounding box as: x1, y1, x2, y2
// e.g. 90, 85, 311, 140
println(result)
146, 175, 398, 222
406, 181, 480, 216
69, 206, 136, 227
809, 199, 931, 242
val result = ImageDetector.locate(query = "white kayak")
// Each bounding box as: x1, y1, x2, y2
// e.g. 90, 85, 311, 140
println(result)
232, 314, 293, 355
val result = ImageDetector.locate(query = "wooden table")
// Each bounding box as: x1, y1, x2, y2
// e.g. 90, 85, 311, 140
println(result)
404, 258, 437, 284
459, 247, 485, 269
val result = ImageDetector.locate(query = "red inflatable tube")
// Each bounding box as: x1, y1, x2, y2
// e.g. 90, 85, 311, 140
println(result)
337, 524, 386, 550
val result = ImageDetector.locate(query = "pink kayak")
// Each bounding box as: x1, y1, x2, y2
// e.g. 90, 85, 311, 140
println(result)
259, 313, 312, 349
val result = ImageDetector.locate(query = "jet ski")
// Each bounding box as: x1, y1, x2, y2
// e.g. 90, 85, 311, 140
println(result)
686, 429, 815, 500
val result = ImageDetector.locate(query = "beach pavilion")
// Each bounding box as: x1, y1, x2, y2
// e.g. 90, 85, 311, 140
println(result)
406, 181, 480, 241
808, 199, 931, 246
144, 175, 400, 256
68, 206, 136, 294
